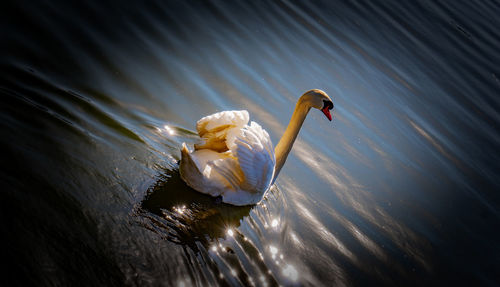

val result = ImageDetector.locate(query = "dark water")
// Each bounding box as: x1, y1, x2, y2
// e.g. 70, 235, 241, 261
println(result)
1, 0, 500, 286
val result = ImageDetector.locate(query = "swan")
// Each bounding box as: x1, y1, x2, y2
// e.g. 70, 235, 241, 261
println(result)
179, 89, 334, 206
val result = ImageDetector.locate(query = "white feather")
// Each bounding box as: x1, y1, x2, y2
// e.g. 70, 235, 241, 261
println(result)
180, 110, 275, 206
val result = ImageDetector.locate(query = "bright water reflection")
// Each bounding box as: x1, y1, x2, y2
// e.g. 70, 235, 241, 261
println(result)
1, 0, 500, 286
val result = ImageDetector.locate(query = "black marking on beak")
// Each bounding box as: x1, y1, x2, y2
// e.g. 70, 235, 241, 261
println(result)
323, 100, 334, 110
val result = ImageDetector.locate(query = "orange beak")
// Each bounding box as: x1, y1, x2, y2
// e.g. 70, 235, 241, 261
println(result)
322, 106, 332, 121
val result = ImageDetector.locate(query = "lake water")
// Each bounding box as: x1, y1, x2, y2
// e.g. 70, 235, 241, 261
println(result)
1, 0, 499, 286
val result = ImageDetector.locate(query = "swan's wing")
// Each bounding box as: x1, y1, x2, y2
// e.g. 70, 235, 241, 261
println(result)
181, 146, 244, 196
233, 121, 275, 193
195, 110, 249, 152
196, 110, 249, 134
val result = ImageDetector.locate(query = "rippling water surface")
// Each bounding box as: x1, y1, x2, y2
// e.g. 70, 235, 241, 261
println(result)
1, 1, 500, 286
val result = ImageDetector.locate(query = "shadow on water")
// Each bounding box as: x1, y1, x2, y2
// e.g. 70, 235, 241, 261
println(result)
137, 168, 252, 253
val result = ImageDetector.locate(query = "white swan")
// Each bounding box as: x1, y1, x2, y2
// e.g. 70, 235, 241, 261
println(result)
180, 89, 334, 206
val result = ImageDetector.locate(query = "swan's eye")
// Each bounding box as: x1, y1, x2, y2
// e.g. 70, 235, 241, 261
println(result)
323, 100, 334, 110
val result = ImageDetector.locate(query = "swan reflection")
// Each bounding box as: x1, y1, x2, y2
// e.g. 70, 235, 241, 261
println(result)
137, 169, 251, 252
138, 168, 285, 285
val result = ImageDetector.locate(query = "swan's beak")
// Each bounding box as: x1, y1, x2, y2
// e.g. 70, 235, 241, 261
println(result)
322, 107, 332, 121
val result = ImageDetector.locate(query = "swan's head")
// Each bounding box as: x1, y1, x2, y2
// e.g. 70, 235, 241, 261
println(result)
300, 89, 334, 121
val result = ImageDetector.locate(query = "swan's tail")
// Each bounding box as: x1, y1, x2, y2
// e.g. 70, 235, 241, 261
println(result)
179, 143, 204, 191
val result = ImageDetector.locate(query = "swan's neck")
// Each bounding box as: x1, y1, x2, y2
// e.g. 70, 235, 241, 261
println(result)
273, 101, 310, 181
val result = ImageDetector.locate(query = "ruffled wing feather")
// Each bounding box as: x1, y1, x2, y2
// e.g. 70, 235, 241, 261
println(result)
233, 121, 275, 193
195, 110, 249, 152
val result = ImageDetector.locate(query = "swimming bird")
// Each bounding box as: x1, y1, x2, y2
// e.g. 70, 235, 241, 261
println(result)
180, 89, 334, 206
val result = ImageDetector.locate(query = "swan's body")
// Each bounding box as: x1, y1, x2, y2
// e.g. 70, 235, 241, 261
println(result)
180, 89, 333, 206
